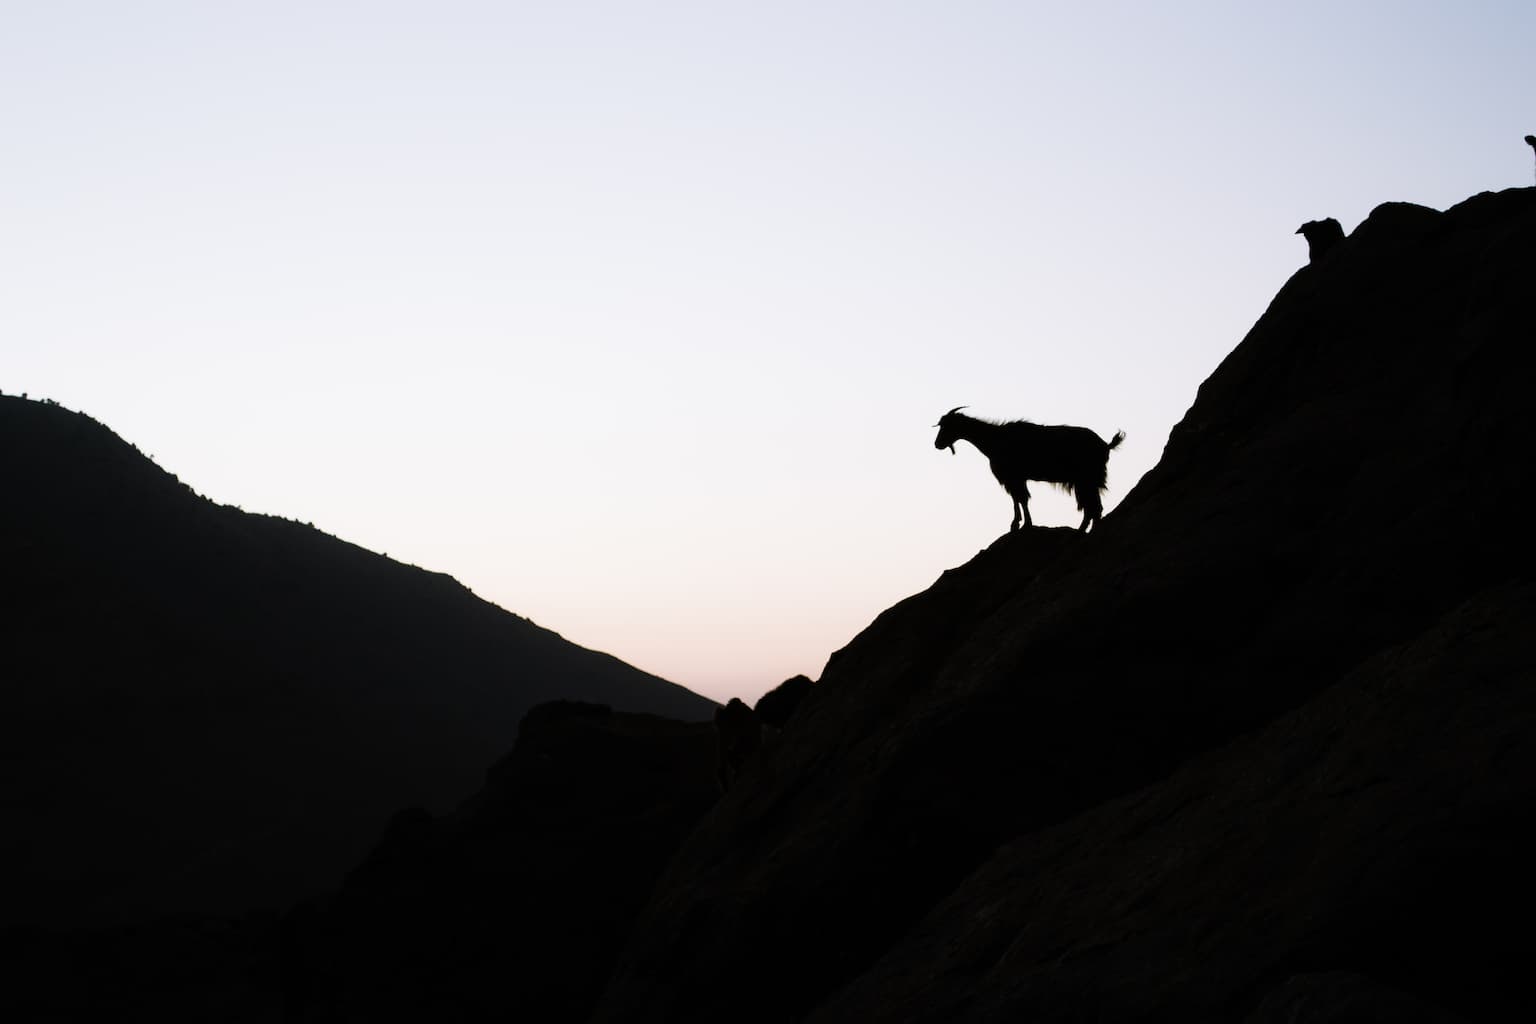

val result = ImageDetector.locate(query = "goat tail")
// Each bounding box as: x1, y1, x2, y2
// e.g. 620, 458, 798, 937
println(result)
1089, 431, 1126, 501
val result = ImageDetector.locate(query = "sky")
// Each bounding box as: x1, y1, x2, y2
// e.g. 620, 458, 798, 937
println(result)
4, 2, 1533, 703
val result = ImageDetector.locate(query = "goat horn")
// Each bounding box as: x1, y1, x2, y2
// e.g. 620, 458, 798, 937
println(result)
947, 406, 968, 416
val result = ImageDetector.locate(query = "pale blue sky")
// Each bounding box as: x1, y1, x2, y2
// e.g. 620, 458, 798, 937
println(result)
5, 2, 1533, 701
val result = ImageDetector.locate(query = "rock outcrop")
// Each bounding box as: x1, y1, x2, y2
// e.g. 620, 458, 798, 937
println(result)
282, 702, 721, 1022
592, 188, 1536, 1022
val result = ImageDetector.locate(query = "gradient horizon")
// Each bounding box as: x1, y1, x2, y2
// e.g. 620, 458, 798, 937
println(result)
6, 2, 1533, 702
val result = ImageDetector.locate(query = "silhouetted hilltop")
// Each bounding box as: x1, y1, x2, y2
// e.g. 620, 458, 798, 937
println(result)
586, 188, 1536, 1021
0, 399, 715, 927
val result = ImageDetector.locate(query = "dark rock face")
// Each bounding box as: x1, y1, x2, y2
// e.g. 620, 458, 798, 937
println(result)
2, 916, 283, 1023
714, 697, 763, 792
0, 403, 716, 927
592, 189, 1536, 1022
1240, 972, 1470, 1024
812, 586, 1535, 1022
282, 702, 721, 1022
754, 674, 814, 729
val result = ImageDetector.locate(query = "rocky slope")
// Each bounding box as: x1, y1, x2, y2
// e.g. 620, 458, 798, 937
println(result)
283, 702, 721, 1022
8, 186, 1533, 1022
590, 187, 1536, 1021
0, 399, 715, 928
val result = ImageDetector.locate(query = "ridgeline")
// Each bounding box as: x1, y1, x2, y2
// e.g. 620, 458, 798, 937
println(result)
6, 186, 1535, 1022
0, 399, 714, 931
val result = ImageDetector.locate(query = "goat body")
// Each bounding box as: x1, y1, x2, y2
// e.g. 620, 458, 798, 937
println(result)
934, 408, 1124, 533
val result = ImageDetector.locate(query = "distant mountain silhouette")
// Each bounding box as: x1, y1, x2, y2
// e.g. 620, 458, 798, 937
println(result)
0, 399, 715, 928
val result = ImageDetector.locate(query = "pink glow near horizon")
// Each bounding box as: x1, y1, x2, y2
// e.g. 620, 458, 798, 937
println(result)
5, 2, 1533, 705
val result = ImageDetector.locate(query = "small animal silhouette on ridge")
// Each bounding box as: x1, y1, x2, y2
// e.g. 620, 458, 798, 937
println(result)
933, 407, 1124, 533
754, 674, 813, 731
1296, 218, 1345, 263
713, 698, 761, 792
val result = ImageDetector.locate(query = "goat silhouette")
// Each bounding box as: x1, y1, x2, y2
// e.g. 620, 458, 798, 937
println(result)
1296, 218, 1345, 263
934, 407, 1124, 533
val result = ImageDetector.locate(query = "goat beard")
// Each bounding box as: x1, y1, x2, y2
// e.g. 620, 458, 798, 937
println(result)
947, 445, 956, 454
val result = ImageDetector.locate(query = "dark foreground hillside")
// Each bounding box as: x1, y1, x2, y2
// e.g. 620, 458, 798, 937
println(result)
8, 186, 1535, 1023
273, 188, 1536, 1024
286, 703, 721, 1021
3, 703, 721, 1023
0, 399, 715, 929
589, 188, 1536, 1021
